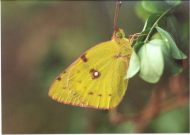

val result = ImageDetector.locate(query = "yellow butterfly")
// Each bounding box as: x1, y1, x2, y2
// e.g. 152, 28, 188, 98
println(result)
48, 28, 133, 110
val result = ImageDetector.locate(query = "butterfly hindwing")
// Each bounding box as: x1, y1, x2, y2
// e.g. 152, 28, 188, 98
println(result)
49, 38, 132, 109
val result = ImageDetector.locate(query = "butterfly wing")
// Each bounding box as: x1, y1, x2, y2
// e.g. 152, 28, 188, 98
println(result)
49, 38, 132, 109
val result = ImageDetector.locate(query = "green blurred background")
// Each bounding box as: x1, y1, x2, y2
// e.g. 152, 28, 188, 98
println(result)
2, 1, 189, 133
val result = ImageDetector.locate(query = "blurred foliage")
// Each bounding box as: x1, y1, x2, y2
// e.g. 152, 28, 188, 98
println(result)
116, 121, 136, 133
2, 0, 189, 133
147, 104, 189, 133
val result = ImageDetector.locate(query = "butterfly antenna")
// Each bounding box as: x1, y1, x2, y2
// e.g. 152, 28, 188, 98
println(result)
114, 0, 122, 32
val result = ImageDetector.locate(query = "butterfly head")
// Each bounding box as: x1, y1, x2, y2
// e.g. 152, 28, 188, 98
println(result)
112, 28, 125, 40
112, 28, 131, 47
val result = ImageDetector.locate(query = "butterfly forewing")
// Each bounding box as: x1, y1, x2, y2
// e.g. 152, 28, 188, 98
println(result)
49, 38, 132, 109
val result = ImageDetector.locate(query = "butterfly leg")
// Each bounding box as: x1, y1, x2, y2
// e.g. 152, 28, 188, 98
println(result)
129, 33, 147, 44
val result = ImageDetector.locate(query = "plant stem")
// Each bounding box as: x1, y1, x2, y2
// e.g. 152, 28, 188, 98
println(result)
144, 7, 174, 43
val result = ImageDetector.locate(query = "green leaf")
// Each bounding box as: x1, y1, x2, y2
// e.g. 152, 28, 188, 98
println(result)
151, 32, 163, 40
156, 26, 187, 59
142, 14, 161, 32
167, 16, 179, 39
158, 36, 183, 75
141, 1, 170, 14
138, 39, 164, 83
133, 14, 161, 50
133, 35, 146, 52
165, 58, 183, 75
151, 32, 183, 75
166, 0, 181, 6
125, 50, 140, 79
135, 2, 151, 21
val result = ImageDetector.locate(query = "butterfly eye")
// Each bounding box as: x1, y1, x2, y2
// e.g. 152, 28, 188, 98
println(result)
115, 29, 125, 39
116, 32, 122, 38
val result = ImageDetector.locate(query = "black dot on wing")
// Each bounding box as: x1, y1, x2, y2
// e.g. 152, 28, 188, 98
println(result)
89, 69, 101, 79
56, 76, 61, 81
88, 92, 93, 95
108, 94, 112, 97
98, 94, 102, 97
63, 71, 66, 74
80, 53, 88, 62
